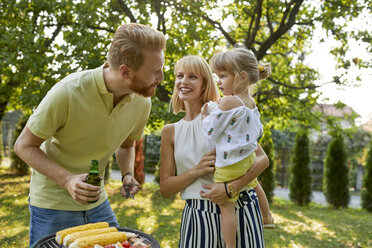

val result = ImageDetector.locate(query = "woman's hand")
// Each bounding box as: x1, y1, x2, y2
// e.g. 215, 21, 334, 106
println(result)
190, 149, 215, 179
200, 183, 229, 205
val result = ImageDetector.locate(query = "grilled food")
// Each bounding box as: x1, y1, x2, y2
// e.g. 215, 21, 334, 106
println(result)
55, 222, 109, 244
63, 227, 118, 246
68, 231, 127, 248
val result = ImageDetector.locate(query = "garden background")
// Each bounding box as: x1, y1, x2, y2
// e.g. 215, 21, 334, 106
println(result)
1, 0, 372, 247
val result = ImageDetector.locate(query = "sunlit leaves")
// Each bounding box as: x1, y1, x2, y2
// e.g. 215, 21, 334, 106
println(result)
1, 0, 370, 133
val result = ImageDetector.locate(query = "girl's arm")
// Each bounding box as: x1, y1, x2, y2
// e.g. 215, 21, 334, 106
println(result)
200, 143, 269, 205
159, 124, 215, 198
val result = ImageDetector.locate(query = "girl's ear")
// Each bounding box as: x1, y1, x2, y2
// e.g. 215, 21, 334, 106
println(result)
240, 71, 247, 80
119, 64, 131, 79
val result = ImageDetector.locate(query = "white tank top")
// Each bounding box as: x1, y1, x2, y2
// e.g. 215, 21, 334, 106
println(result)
174, 114, 215, 200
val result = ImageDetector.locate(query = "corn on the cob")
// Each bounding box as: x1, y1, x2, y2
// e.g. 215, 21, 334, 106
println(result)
68, 232, 127, 248
55, 222, 109, 244
63, 227, 118, 246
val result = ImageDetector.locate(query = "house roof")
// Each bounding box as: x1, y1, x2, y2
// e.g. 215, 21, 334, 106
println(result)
313, 104, 360, 118
362, 119, 372, 133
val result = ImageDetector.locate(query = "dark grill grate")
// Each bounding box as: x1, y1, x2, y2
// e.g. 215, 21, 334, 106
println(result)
32, 227, 159, 248
38, 237, 60, 248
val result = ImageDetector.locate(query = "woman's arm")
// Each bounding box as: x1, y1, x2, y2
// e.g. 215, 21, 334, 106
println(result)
159, 124, 215, 198
200, 143, 269, 205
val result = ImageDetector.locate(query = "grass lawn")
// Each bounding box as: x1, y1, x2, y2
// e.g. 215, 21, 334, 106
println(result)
0, 166, 371, 248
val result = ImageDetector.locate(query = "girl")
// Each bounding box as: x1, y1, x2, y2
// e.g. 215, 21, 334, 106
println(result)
202, 48, 274, 248
160, 55, 268, 248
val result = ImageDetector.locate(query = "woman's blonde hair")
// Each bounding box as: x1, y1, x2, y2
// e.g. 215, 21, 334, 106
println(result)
210, 48, 271, 94
170, 55, 220, 114
108, 23, 166, 71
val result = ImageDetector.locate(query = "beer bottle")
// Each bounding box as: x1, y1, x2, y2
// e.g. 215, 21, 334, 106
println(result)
86, 159, 101, 203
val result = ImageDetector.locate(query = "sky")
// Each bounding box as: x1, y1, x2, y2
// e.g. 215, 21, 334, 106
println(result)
304, 11, 372, 126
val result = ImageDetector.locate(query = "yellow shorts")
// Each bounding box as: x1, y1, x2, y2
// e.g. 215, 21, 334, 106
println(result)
214, 152, 258, 202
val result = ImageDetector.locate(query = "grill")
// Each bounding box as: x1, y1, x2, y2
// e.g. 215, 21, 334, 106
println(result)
31, 227, 160, 248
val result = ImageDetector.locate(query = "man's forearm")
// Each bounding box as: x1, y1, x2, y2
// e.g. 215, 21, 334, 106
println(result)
115, 145, 135, 178
16, 145, 73, 187
14, 127, 75, 189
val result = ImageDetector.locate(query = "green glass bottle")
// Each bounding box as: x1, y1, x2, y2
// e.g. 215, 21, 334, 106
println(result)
86, 159, 101, 203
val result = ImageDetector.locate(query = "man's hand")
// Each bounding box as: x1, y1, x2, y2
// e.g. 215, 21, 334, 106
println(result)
64, 173, 101, 204
200, 183, 229, 205
121, 175, 140, 199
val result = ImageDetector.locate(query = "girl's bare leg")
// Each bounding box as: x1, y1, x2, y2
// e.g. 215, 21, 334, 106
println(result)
219, 201, 237, 248
255, 182, 274, 228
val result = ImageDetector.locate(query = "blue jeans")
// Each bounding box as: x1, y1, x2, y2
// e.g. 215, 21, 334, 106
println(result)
29, 199, 118, 248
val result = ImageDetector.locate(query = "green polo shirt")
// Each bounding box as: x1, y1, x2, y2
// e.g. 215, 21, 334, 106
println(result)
27, 63, 151, 210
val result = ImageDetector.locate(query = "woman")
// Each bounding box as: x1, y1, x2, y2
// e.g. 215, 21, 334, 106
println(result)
160, 55, 268, 247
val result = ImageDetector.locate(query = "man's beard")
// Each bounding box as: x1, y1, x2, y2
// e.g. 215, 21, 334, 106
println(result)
128, 74, 157, 98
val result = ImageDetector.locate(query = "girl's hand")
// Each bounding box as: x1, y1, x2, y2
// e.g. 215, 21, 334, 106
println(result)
190, 149, 215, 178
200, 183, 228, 205
201, 103, 209, 120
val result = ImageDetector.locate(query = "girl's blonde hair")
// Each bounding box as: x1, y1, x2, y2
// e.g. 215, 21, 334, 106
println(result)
108, 23, 166, 71
170, 55, 220, 114
210, 48, 271, 94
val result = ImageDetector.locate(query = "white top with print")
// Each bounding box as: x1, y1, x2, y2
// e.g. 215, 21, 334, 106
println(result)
202, 96, 263, 168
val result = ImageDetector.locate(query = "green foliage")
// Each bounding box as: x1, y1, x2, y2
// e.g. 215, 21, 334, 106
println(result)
346, 128, 371, 189
1, 0, 370, 134
153, 162, 160, 185
144, 135, 161, 173
323, 130, 350, 209
361, 139, 372, 212
289, 129, 312, 206
104, 156, 112, 185
271, 129, 296, 187
10, 115, 29, 176
0, 129, 2, 164
258, 126, 276, 203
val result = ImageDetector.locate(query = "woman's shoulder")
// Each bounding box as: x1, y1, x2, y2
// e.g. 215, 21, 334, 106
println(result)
161, 123, 175, 144
161, 123, 175, 134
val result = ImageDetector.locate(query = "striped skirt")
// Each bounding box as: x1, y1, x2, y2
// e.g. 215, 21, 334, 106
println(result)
179, 189, 265, 248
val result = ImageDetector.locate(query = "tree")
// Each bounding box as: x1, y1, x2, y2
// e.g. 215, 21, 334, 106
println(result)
134, 139, 145, 185
258, 126, 275, 203
271, 129, 296, 187
344, 128, 371, 190
323, 129, 349, 209
289, 129, 312, 206
361, 139, 372, 212
1, 0, 370, 133
1, 0, 113, 123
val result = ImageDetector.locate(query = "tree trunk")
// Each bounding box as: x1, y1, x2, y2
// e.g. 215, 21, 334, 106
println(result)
134, 139, 145, 185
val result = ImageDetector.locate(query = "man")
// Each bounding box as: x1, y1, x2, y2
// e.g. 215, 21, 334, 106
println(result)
14, 23, 166, 247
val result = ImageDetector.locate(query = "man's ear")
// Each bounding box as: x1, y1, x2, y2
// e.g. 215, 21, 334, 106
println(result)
119, 64, 131, 79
